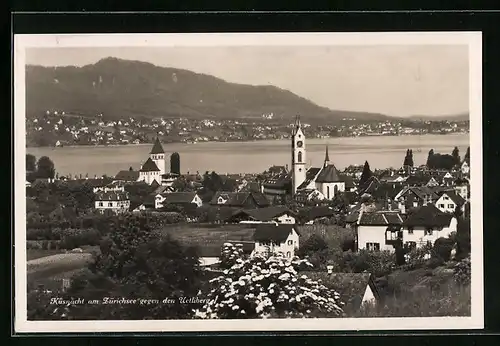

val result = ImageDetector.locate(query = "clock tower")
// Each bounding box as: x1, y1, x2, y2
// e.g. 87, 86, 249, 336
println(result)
291, 115, 307, 195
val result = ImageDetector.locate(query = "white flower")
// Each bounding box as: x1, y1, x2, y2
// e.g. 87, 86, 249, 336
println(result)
232, 305, 240, 311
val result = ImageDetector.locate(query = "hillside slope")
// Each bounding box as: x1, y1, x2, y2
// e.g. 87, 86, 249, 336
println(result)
26, 57, 392, 123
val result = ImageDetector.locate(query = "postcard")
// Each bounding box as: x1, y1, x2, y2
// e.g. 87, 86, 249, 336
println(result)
14, 32, 483, 333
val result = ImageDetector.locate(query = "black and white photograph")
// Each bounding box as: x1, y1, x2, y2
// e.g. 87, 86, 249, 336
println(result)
14, 32, 483, 332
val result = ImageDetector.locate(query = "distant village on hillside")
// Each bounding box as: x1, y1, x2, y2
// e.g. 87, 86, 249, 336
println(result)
26, 110, 469, 147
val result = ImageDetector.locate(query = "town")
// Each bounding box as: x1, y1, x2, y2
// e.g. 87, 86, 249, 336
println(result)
26, 114, 471, 320
26, 110, 470, 147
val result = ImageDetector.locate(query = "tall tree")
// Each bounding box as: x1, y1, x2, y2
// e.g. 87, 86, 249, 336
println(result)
464, 147, 470, 163
170, 152, 180, 175
36, 156, 56, 179
403, 149, 410, 167
452, 147, 461, 166
26, 154, 37, 172
408, 149, 414, 167
358, 161, 372, 192
426, 149, 435, 168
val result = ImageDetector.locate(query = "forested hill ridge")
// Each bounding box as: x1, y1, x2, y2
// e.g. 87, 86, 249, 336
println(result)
26, 57, 393, 124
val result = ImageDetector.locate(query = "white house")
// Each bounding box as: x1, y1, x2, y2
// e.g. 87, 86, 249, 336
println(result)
402, 205, 458, 249
354, 211, 405, 252
252, 224, 300, 258
454, 181, 469, 201
435, 190, 466, 214
95, 191, 130, 213
154, 192, 203, 209
461, 159, 470, 175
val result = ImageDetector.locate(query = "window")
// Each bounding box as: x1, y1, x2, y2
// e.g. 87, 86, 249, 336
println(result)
366, 243, 380, 251
438, 204, 445, 208
425, 228, 433, 236
408, 227, 414, 234
413, 201, 418, 207
298, 168, 302, 172
297, 151, 302, 163
443, 196, 449, 200
427, 241, 433, 247
108, 202, 113, 207
286, 251, 291, 258
448, 204, 455, 209
327, 186, 330, 199
98, 202, 103, 207
287, 240, 293, 245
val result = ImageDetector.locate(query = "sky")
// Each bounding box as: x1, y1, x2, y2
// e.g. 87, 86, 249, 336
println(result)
26, 45, 469, 117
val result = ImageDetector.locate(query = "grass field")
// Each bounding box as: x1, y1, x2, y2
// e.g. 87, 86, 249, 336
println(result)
157, 223, 255, 246
27, 249, 65, 261
297, 224, 356, 250
27, 253, 93, 282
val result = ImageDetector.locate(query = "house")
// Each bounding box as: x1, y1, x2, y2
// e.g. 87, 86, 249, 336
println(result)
228, 206, 297, 224
435, 190, 466, 214
262, 171, 292, 202
394, 186, 440, 214
209, 192, 270, 209
306, 271, 379, 313
138, 157, 162, 185
161, 172, 180, 187
113, 170, 140, 183
294, 188, 325, 204
354, 210, 405, 252
454, 179, 469, 201
94, 191, 130, 213
252, 224, 300, 258
299, 206, 337, 225
402, 205, 458, 249
425, 177, 440, 187
155, 192, 203, 209
461, 158, 470, 175
129, 201, 146, 213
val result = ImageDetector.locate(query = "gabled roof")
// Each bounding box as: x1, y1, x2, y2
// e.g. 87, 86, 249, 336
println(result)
297, 167, 321, 189
438, 190, 466, 207
140, 157, 160, 172
358, 211, 404, 226
114, 170, 140, 182
231, 206, 296, 222
209, 191, 269, 207
162, 192, 198, 204
299, 206, 336, 222
403, 205, 454, 228
315, 164, 342, 183
306, 272, 379, 312
253, 224, 298, 243
150, 137, 165, 154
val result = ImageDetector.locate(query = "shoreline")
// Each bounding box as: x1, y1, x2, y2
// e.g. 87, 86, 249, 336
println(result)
26, 132, 468, 150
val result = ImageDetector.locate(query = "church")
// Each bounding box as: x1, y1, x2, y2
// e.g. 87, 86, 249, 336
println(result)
138, 137, 166, 185
290, 115, 346, 202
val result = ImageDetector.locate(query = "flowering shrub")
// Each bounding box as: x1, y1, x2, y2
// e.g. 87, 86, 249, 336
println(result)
454, 256, 471, 286
194, 254, 344, 319
219, 243, 245, 269
403, 244, 433, 270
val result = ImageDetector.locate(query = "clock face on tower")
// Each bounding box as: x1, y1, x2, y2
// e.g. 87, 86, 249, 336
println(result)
296, 141, 303, 148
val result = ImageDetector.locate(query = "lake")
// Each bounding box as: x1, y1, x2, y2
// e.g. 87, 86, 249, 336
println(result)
26, 134, 469, 177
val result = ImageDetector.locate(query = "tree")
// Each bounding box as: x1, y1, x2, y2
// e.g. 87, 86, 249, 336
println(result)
433, 237, 455, 262
36, 156, 56, 179
358, 161, 372, 192
455, 218, 471, 260
59, 216, 204, 320
426, 149, 434, 167
170, 152, 180, 175
26, 154, 37, 172
452, 147, 461, 166
220, 242, 246, 269
403, 149, 410, 167
408, 149, 414, 167
194, 255, 344, 319
464, 147, 470, 163
296, 234, 332, 269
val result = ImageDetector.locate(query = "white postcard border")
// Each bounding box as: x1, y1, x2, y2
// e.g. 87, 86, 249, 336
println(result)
14, 32, 484, 333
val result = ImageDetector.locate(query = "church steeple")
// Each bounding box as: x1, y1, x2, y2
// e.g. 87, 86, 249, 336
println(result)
324, 145, 330, 167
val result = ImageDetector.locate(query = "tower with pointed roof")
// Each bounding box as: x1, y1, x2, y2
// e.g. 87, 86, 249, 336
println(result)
150, 137, 166, 177
291, 115, 307, 195
315, 145, 345, 200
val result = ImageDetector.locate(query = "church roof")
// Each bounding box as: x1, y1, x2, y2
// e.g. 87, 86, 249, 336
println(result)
150, 137, 165, 154
297, 167, 321, 190
140, 157, 160, 172
315, 164, 342, 183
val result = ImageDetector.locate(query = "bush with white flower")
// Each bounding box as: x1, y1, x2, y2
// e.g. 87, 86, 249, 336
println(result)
403, 243, 433, 270
194, 254, 344, 319
219, 242, 245, 269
